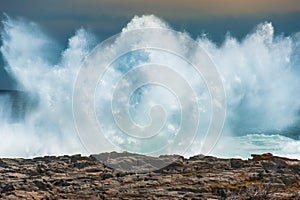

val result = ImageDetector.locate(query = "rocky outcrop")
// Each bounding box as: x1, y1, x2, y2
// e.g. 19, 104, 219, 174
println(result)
92, 151, 181, 173
0, 152, 299, 199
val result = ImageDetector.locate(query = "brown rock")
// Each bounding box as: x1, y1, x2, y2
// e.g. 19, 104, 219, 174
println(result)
0, 152, 299, 199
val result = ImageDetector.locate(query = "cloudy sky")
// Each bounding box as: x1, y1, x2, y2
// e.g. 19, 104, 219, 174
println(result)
1, 0, 300, 89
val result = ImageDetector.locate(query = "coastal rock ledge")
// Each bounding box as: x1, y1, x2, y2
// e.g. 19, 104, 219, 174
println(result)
0, 152, 299, 199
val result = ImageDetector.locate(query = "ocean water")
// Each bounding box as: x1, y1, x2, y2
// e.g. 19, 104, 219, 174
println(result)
0, 15, 299, 158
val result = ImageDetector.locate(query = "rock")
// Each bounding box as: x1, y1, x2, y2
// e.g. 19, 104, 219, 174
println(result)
70, 154, 84, 162
251, 153, 298, 162
189, 154, 205, 161
251, 153, 274, 161
0, 184, 15, 193
0, 160, 7, 167
0, 152, 299, 199
34, 180, 48, 190
230, 159, 244, 168
100, 173, 113, 180
52, 179, 71, 187
281, 175, 298, 185
93, 151, 180, 173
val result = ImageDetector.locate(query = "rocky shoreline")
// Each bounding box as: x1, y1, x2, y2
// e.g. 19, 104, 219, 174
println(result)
0, 152, 299, 199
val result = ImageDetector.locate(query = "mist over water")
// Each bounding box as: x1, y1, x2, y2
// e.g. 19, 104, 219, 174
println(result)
0, 15, 299, 158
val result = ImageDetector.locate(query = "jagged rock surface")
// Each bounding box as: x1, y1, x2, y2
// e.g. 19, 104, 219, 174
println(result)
0, 153, 299, 199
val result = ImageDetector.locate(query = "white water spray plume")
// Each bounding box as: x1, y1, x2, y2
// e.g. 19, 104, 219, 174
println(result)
0, 15, 299, 159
